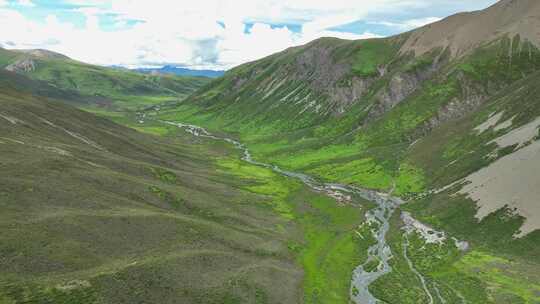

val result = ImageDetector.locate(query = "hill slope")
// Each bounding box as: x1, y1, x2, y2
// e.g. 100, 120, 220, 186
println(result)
0, 70, 307, 303
1, 69, 381, 304
0, 48, 211, 110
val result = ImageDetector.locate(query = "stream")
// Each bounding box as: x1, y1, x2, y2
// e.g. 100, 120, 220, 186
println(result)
162, 121, 412, 304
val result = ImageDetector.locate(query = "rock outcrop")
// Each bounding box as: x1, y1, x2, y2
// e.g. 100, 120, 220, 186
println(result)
16, 49, 70, 60
6, 58, 36, 73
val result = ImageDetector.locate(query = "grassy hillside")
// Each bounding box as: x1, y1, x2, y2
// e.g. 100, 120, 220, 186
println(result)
0, 70, 380, 303
0, 48, 210, 111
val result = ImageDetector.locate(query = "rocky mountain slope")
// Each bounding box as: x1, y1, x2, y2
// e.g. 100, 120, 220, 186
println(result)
400, 0, 540, 57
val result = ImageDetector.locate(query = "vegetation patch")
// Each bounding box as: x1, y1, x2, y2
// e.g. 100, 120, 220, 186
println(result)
351, 40, 399, 77
292, 189, 368, 304
0, 282, 97, 304
308, 158, 393, 190
151, 167, 177, 184
217, 158, 298, 220
395, 163, 426, 196
456, 251, 540, 303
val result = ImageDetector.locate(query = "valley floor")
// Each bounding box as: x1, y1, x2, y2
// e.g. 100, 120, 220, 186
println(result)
140, 108, 540, 304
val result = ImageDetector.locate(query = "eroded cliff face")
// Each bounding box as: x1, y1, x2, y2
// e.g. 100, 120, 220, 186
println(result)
328, 76, 375, 115
290, 43, 381, 116
412, 72, 488, 139
366, 69, 432, 122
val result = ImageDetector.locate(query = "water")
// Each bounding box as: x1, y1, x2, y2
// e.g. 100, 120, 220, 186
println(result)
163, 121, 403, 304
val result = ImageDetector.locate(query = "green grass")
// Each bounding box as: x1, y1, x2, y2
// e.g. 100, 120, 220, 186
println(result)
151, 167, 177, 184
308, 158, 393, 190
352, 39, 399, 77
217, 158, 298, 220
210, 154, 373, 303
267, 144, 366, 171
456, 251, 540, 303
370, 208, 540, 304
351, 39, 400, 77
292, 188, 369, 303
395, 163, 425, 196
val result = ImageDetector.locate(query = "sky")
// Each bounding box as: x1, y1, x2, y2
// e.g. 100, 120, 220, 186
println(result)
0, 0, 498, 70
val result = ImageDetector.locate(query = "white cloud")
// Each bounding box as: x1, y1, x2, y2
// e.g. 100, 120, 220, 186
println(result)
371, 17, 442, 31
403, 17, 442, 29
16, 0, 35, 7
0, 0, 495, 69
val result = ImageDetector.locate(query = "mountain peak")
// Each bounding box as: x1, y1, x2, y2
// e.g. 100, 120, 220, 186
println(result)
15, 49, 70, 60
400, 0, 540, 57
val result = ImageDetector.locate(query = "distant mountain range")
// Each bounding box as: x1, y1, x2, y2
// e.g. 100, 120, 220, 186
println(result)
134, 66, 225, 78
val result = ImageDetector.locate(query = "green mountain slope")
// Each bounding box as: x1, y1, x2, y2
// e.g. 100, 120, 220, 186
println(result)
159, 0, 540, 234
0, 47, 210, 110
163, 1, 540, 167
155, 1, 540, 302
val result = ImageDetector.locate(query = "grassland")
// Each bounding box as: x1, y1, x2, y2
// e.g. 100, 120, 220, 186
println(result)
350, 39, 401, 77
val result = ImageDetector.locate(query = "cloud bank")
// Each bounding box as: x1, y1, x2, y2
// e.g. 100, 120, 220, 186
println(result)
0, 0, 497, 69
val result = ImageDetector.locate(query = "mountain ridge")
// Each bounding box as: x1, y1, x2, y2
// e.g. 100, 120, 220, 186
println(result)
400, 0, 540, 57
13, 48, 71, 60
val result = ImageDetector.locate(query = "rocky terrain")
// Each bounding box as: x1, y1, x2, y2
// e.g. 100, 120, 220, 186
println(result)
400, 0, 540, 57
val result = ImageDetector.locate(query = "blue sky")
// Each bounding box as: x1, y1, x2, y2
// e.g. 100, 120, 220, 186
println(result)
0, 0, 498, 69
